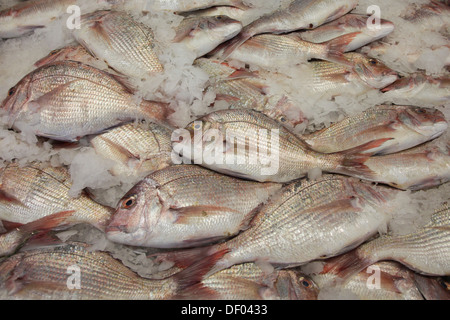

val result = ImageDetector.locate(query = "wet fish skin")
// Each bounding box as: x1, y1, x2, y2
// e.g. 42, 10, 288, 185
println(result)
106, 164, 282, 248
0, 0, 76, 38
2, 61, 171, 142
0, 242, 226, 300
156, 175, 396, 277
173, 15, 242, 58
413, 274, 450, 300
322, 202, 450, 278
179, 109, 384, 183
218, 0, 359, 58
151, 0, 250, 13
381, 74, 450, 105
89, 121, 173, 177
303, 105, 448, 155
178, 263, 319, 300
313, 261, 424, 300
183, 6, 250, 25
0, 163, 112, 230
73, 10, 164, 78
349, 139, 450, 190
299, 14, 394, 51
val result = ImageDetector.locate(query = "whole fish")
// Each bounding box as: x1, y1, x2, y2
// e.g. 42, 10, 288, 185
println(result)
0, 211, 74, 257
176, 109, 388, 183
90, 122, 173, 177
0, 242, 227, 299
0, 163, 112, 229
303, 105, 448, 155
225, 32, 353, 69
177, 263, 319, 300
346, 138, 450, 190
313, 261, 425, 300
381, 74, 450, 106
73, 10, 164, 78
299, 14, 394, 51
195, 58, 306, 127
217, 0, 359, 58
2, 61, 172, 142
106, 164, 282, 248
155, 175, 396, 277
322, 202, 450, 278
173, 15, 242, 58
0, 0, 76, 38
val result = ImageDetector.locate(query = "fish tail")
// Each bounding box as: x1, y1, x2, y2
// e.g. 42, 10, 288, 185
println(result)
18, 210, 76, 235
140, 100, 175, 126
215, 31, 253, 60
320, 249, 374, 281
151, 244, 223, 269
335, 138, 394, 179
172, 248, 230, 294
324, 32, 360, 66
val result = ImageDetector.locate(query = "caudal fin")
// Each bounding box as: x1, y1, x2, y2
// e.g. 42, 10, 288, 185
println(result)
320, 249, 375, 281
172, 248, 229, 296
324, 32, 360, 67
213, 31, 253, 60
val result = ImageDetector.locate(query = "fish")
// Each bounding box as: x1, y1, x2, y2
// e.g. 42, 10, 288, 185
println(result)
381, 74, 450, 105
73, 10, 164, 78
33, 44, 108, 70
106, 164, 282, 248
401, 0, 450, 34
0, 0, 76, 38
216, 0, 359, 59
154, 175, 397, 277
173, 15, 243, 58
0, 163, 112, 230
0, 211, 74, 257
344, 138, 450, 190
303, 105, 448, 155
182, 6, 251, 25
89, 121, 173, 177
2, 60, 172, 142
294, 53, 398, 97
225, 32, 354, 69
176, 108, 389, 183
194, 58, 306, 127
150, 0, 250, 13
321, 202, 450, 278
413, 274, 450, 300
176, 263, 319, 300
298, 14, 395, 51
0, 242, 227, 299
312, 261, 425, 300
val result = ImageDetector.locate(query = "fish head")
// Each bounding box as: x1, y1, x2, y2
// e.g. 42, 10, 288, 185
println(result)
351, 54, 398, 89
399, 106, 448, 139
106, 178, 163, 245
363, 18, 395, 39
274, 270, 319, 300
1, 76, 33, 127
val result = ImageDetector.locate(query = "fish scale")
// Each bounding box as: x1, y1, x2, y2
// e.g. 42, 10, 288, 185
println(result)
0, 163, 112, 229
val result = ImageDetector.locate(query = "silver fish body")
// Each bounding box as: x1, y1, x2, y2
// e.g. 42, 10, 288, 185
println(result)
0, 163, 112, 229
303, 105, 448, 155
2, 61, 171, 141
173, 15, 242, 58
90, 122, 173, 177
106, 164, 282, 248
73, 10, 164, 78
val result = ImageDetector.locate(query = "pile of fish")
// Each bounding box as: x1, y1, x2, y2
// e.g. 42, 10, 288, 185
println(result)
0, 0, 448, 300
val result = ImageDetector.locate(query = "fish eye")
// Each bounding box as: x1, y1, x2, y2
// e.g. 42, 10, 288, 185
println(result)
8, 87, 15, 96
279, 116, 287, 123
299, 276, 311, 288
215, 16, 223, 20
193, 122, 202, 130
368, 59, 378, 65
121, 195, 137, 209
49, 49, 59, 56
415, 108, 426, 114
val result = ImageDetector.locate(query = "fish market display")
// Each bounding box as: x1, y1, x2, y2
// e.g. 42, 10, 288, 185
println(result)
0, 0, 448, 301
